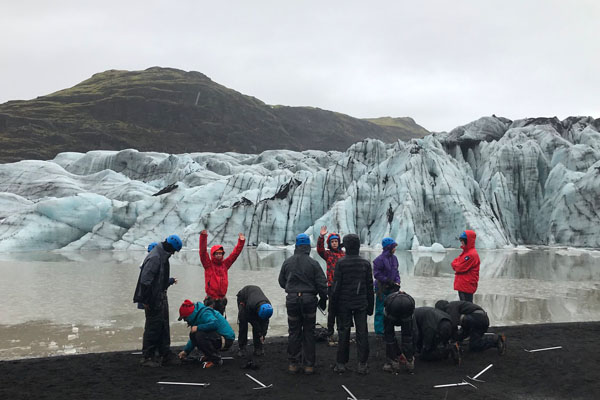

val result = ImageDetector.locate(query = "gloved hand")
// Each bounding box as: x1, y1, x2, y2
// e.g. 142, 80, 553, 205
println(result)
318, 296, 327, 312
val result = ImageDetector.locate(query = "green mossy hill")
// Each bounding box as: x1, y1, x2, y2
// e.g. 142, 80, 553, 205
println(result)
0, 67, 429, 163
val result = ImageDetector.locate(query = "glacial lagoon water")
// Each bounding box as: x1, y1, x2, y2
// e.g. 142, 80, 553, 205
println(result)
1, 247, 599, 360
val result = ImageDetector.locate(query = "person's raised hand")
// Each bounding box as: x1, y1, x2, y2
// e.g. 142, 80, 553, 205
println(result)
239, 233, 245, 241
320, 226, 327, 236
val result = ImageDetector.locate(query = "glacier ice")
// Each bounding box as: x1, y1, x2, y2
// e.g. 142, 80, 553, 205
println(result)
0, 116, 598, 252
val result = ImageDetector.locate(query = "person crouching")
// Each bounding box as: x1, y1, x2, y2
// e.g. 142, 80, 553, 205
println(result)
383, 291, 416, 373
236, 285, 273, 358
177, 299, 235, 368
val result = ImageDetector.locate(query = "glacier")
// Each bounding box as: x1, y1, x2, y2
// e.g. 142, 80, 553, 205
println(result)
0, 115, 598, 252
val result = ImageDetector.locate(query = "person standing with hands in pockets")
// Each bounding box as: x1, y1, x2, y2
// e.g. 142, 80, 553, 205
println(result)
316, 225, 345, 346
199, 229, 245, 316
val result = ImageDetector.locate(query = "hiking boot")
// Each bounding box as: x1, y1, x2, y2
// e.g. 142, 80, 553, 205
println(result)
140, 358, 161, 368
382, 359, 400, 373
327, 335, 338, 347
161, 352, 181, 366
333, 363, 346, 373
449, 342, 461, 366
497, 334, 507, 355
356, 363, 369, 375
303, 366, 315, 375
236, 348, 246, 358
202, 359, 223, 369
405, 357, 415, 373
288, 364, 300, 374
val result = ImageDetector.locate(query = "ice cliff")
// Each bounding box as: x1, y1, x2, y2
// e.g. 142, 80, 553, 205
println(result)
0, 116, 598, 251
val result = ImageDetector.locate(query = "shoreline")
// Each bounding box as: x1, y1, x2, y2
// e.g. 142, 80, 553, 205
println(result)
1, 321, 599, 399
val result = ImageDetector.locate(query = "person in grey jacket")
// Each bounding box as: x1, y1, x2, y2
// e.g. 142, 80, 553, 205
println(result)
133, 234, 182, 367
278, 233, 327, 375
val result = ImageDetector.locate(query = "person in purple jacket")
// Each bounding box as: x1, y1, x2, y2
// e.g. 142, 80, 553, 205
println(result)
373, 237, 401, 335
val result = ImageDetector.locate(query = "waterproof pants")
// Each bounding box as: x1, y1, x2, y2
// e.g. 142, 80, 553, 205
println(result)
384, 316, 414, 361
286, 293, 317, 367
458, 291, 474, 302
336, 308, 369, 364
463, 312, 498, 352
142, 293, 170, 359
204, 296, 228, 316
190, 330, 222, 363
238, 308, 268, 355
374, 292, 388, 335
326, 286, 336, 336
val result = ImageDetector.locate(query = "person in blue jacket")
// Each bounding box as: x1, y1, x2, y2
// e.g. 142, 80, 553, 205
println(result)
372, 237, 401, 335
176, 299, 235, 368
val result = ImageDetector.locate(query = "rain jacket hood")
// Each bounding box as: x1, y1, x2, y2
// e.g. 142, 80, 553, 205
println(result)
199, 232, 245, 298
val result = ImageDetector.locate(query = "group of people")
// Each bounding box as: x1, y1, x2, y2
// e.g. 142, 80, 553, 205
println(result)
133, 226, 506, 375
133, 230, 273, 368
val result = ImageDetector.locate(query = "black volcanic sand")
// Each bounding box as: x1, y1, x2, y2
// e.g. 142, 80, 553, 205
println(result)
1, 322, 599, 400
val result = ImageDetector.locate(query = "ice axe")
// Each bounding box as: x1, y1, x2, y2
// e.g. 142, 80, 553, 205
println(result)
467, 363, 493, 382
245, 373, 272, 390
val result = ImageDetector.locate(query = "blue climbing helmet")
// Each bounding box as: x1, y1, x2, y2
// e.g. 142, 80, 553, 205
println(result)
382, 237, 397, 249
166, 234, 183, 252
296, 233, 310, 246
147, 242, 158, 252
258, 303, 273, 320
459, 231, 467, 240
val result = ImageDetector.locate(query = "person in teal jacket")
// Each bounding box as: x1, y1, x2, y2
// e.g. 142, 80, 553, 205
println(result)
177, 299, 235, 368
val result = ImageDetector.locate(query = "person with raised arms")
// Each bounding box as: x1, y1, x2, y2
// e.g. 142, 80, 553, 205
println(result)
199, 229, 245, 315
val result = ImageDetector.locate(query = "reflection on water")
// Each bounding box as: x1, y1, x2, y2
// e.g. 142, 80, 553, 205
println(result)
0, 248, 599, 359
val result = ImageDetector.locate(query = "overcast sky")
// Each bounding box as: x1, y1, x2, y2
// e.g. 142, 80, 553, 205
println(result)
1, 1, 598, 132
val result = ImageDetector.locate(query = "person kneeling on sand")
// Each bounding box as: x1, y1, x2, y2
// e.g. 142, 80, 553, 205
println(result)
236, 285, 273, 358
383, 291, 416, 373
199, 229, 246, 316
330, 233, 374, 375
435, 300, 506, 355
177, 299, 235, 368
413, 306, 461, 365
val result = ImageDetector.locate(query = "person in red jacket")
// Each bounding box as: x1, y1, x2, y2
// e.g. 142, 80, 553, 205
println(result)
451, 230, 480, 302
199, 229, 246, 315
317, 225, 345, 346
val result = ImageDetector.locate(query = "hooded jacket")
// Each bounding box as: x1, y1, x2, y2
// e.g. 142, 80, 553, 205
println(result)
133, 243, 172, 308
182, 301, 235, 354
278, 244, 328, 299
451, 230, 480, 294
199, 232, 245, 298
372, 246, 401, 291
413, 306, 453, 350
317, 233, 345, 286
330, 234, 374, 314
435, 300, 485, 328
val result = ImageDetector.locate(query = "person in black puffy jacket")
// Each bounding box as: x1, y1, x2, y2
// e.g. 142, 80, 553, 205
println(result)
329, 233, 374, 375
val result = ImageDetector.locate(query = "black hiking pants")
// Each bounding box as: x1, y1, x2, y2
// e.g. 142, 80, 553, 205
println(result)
458, 291, 474, 302
142, 293, 171, 359
384, 315, 414, 361
327, 286, 336, 336
286, 293, 317, 367
204, 296, 227, 316
336, 308, 369, 364
190, 330, 222, 363
463, 312, 498, 351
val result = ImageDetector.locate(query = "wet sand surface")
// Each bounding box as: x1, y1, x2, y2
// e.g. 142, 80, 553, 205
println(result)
1, 322, 599, 400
